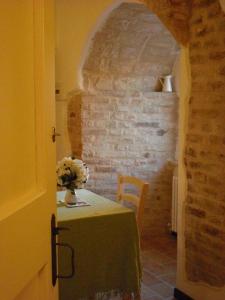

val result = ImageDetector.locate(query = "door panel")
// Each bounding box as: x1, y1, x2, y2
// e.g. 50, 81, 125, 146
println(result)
16, 266, 48, 300
0, 1, 57, 299
0, 1, 37, 206
1, 194, 47, 299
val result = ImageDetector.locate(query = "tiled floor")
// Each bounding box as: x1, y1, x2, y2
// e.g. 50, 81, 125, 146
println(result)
140, 234, 177, 300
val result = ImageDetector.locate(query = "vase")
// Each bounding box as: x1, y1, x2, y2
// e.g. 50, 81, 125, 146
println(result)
64, 189, 77, 205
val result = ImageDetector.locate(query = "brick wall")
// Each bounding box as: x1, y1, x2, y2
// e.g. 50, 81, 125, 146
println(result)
81, 92, 178, 236
83, 3, 178, 95
145, 0, 191, 46
185, 0, 225, 287
68, 3, 179, 236
68, 92, 82, 159
63, 0, 225, 288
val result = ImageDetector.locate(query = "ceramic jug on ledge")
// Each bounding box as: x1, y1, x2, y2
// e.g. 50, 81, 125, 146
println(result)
159, 75, 173, 92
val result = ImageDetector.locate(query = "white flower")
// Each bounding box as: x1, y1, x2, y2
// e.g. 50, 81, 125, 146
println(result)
56, 157, 89, 190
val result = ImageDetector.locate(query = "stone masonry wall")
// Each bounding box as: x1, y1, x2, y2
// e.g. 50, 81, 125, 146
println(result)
184, 0, 225, 287
68, 3, 179, 237
64, 0, 225, 288
81, 92, 178, 236
68, 92, 82, 159
83, 3, 178, 95
145, 0, 191, 46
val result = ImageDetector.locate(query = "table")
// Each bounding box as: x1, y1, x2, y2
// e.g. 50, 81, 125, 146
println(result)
57, 189, 141, 300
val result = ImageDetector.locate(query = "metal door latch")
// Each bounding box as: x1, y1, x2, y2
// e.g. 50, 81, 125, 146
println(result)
52, 127, 61, 143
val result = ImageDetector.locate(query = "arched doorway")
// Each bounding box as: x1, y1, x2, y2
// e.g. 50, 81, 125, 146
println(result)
69, 1, 179, 238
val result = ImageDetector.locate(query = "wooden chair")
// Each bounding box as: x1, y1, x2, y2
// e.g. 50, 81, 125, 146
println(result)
117, 174, 149, 233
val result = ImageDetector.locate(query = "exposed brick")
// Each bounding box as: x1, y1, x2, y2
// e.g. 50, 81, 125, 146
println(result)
187, 206, 206, 218
157, 129, 167, 136
219, 66, 225, 76
69, 112, 76, 118
74, 3, 179, 238
81, 93, 177, 237
95, 166, 116, 173
207, 6, 221, 18
64, 0, 225, 288
135, 122, 159, 128
195, 27, 212, 37
184, 0, 225, 287
209, 51, 225, 60
145, 0, 191, 45
190, 16, 203, 25
192, 0, 215, 8
201, 224, 221, 237
186, 147, 197, 158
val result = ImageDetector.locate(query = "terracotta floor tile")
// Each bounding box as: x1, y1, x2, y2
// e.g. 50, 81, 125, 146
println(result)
142, 271, 161, 286
140, 234, 177, 300
159, 261, 177, 275
143, 261, 167, 276
150, 283, 174, 298
164, 251, 177, 260
142, 251, 173, 264
158, 273, 176, 286
144, 296, 163, 300
144, 262, 176, 277
141, 283, 157, 300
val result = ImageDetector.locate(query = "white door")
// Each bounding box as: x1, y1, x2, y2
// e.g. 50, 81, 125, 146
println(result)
0, 1, 57, 299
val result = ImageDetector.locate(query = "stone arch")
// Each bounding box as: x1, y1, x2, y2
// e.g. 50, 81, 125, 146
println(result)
77, 0, 191, 90
82, 2, 179, 95
70, 1, 180, 238
78, 0, 145, 90
144, 0, 191, 46
67, 0, 225, 290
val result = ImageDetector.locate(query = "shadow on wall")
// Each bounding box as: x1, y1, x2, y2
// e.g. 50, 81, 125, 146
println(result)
144, 161, 175, 237
67, 91, 82, 159
68, 2, 179, 237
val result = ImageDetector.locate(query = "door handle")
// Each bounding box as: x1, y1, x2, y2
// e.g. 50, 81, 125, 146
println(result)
56, 242, 75, 279
52, 127, 61, 142
51, 214, 75, 286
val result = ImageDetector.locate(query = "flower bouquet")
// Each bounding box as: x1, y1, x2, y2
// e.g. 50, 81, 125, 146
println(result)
56, 156, 89, 205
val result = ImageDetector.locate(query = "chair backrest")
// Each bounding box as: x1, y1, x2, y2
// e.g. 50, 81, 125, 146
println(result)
117, 175, 149, 232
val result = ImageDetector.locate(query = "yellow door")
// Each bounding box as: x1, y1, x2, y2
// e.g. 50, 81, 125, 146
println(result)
0, 1, 57, 299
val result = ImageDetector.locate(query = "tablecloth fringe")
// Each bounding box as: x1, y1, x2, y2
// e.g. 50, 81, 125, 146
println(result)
79, 289, 140, 300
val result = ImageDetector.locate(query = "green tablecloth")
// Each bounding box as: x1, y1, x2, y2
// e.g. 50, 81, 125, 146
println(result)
57, 189, 141, 300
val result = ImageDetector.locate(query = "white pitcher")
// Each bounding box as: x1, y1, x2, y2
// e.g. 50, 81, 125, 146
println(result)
159, 75, 173, 92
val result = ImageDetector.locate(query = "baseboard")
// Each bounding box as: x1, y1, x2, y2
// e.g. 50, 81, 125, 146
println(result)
174, 288, 193, 300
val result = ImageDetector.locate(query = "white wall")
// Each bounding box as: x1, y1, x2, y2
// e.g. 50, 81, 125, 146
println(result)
55, 0, 142, 98
55, 100, 71, 161
55, 0, 143, 160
